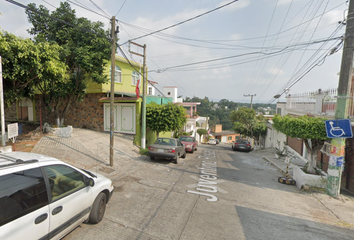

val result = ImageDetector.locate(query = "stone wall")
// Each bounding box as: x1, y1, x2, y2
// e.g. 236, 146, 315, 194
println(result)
35, 93, 106, 131
4, 103, 17, 121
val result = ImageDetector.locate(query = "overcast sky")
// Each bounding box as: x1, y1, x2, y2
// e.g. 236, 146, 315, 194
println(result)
0, 0, 348, 103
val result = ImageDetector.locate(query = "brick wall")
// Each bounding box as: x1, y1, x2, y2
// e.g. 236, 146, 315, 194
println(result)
35, 93, 106, 131
287, 136, 303, 155
317, 152, 329, 172
4, 103, 17, 121
344, 138, 354, 192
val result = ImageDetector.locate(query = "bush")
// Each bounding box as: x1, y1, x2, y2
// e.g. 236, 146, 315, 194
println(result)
140, 148, 149, 156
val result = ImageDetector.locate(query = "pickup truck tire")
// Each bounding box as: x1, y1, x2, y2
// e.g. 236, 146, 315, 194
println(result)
191, 148, 194, 154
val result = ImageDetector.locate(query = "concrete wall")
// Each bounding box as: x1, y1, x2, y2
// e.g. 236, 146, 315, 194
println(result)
264, 122, 286, 149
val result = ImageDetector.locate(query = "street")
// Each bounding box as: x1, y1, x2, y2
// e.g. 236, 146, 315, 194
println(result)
63, 143, 354, 240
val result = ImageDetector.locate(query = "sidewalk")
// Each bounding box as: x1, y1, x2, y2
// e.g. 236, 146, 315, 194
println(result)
256, 147, 354, 229
31, 128, 150, 181
256, 147, 306, 178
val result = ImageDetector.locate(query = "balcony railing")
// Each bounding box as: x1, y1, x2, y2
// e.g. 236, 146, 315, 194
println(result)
284, 88, 354, 117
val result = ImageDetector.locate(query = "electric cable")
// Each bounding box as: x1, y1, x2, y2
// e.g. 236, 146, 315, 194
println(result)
89, 0, 110, 18
126, 0, 239, 43
115, 0, 127, 17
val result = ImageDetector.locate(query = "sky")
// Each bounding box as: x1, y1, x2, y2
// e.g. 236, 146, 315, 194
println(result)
0, 0, 349, 103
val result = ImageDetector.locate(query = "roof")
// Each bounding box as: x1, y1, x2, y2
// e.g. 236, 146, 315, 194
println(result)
211, 130, 239, 136
176, 102, 201, 106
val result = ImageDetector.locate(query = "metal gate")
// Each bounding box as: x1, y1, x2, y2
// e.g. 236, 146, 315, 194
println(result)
104, 103, 136, 134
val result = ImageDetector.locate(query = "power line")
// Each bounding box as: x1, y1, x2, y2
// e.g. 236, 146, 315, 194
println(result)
126, 0, 239, 42
89, 0, 110, 18
115, 0, 127, 17
119, 2, 345, 47
66, 0, 110, 19
6, 0, 108, 35
148, 37, 342, 73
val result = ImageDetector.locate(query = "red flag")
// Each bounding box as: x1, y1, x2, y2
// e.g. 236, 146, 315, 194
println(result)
135, 79, 140, 98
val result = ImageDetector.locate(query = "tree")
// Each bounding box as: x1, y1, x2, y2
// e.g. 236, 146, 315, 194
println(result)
197, 128, 208, 143
230, 107, 267, 148
0, 31, 67, 108
26, 2, 112, 126
273, 114, 328, 174
230, 107, 257, 137
146, 102, 187, 138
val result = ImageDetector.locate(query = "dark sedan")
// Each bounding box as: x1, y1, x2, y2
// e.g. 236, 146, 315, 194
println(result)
148, 138, 186, 164
232, 139, 253, 152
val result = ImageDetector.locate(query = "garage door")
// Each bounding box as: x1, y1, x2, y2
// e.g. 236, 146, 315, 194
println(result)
104, 103, 136, 134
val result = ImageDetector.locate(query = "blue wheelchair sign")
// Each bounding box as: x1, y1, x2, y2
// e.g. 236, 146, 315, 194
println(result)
325, 119, 353, 138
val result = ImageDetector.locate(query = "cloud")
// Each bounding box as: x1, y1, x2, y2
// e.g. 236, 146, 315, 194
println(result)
277, 0, 302, 7
268, 67, 285, 76
217, 0, 250, 12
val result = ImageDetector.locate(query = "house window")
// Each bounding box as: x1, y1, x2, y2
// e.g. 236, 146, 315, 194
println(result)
228, 136, 232, 140
132, 71, 139, 86
148, 86, 153, 95
110, 65, 122, 83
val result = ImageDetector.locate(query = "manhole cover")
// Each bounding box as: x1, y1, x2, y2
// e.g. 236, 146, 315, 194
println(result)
99, 167, 115, 174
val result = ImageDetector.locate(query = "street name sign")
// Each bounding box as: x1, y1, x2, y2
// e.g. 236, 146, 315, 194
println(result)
7, 123, 18, 139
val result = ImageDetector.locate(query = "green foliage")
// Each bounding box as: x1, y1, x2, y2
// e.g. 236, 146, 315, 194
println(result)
273, 115, 327, 140
25, 2, 112, 122
146, 102, 187, 137
230, 107, 267, 144
183, 97, 275, 130
139, 148, 149, 156
273, 114, 328, 174
0, 31, 67, 108
197, 128, 208, 136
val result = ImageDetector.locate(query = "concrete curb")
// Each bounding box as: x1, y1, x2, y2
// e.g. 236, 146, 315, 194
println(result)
261, 156, 294, 178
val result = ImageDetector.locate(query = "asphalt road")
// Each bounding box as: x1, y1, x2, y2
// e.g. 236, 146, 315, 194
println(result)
63, 143, 354, 240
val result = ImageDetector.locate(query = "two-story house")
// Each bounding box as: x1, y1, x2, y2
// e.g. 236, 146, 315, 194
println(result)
5, 55, 172, 146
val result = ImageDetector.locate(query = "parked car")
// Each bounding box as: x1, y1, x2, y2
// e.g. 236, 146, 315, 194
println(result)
0, 152, 114, 240
232, 139, 253, 152
148, 138, 186, 163
207, 139, 217, 145
179, 136, 198, 153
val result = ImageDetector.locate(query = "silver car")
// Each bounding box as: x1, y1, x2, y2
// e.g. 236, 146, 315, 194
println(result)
148, 138, 186, 164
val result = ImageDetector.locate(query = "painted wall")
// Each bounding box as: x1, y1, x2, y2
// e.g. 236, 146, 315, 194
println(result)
146, 96, 173, 104
85, 56, 144, 96
146, 129, 172, 147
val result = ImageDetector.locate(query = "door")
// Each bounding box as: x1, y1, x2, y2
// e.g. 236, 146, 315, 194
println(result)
104, 103, 136, 134
43, 165, 92, 239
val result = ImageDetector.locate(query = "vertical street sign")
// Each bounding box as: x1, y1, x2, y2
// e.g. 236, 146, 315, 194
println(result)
328, 0, 354, 198
325, 119, 353, 138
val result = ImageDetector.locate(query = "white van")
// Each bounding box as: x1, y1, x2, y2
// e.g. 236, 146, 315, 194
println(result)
0, 152, 114, 240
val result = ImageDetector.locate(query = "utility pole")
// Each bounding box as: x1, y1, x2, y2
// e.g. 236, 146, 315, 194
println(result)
129, 41, 147, 149
244, 94, 256, 109
327, 0, 354, 198
0, 56, 5, 146
110, 16, 118, 167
